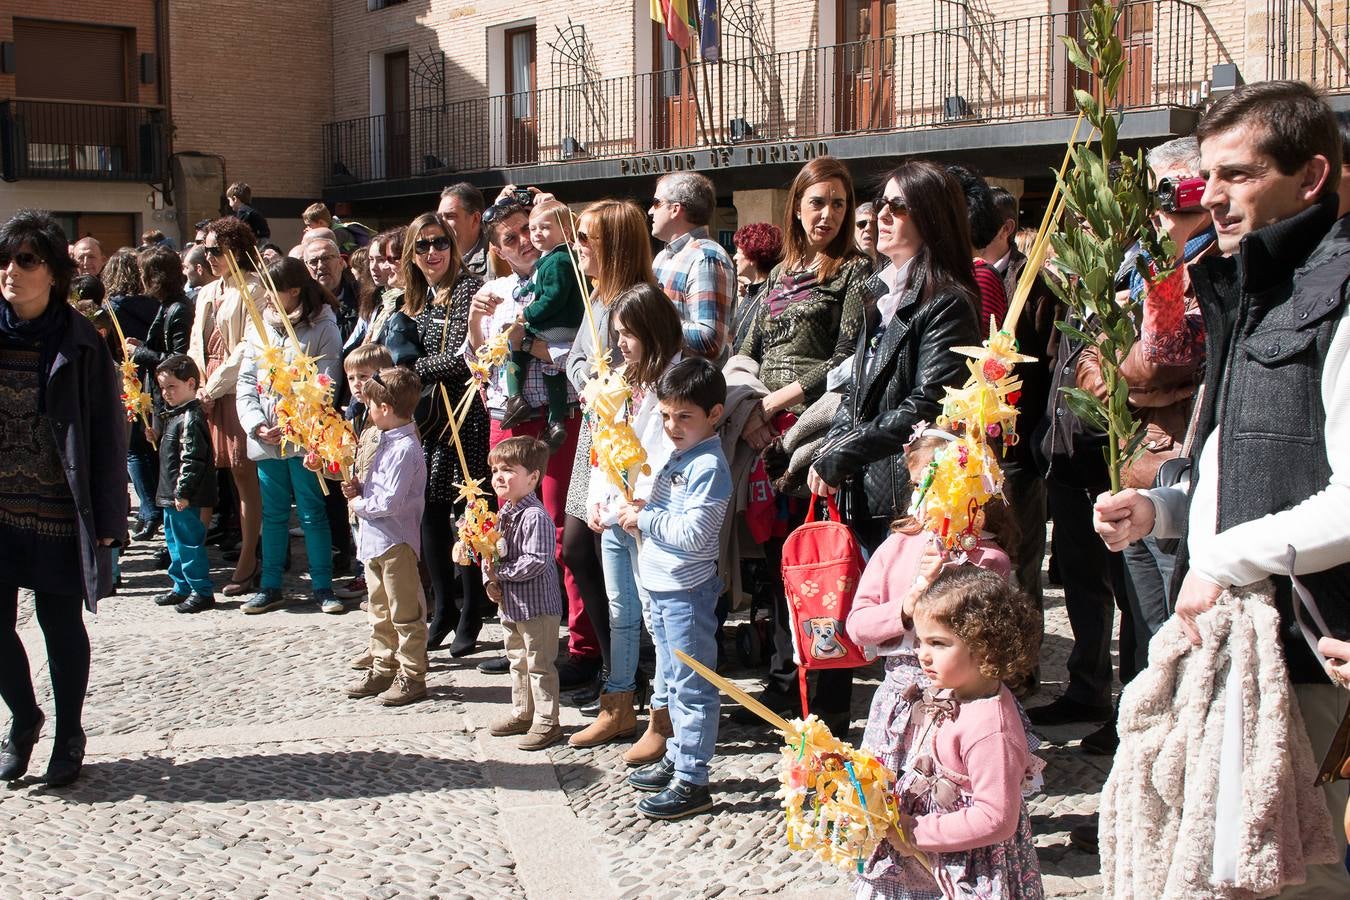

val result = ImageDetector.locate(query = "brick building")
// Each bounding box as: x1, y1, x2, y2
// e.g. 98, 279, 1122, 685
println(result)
0, 1, 327, 249
321, 0, 1350, 234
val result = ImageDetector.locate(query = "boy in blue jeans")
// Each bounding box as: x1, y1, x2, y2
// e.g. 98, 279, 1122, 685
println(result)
153, 355, 218, 614
617, 358, 731, 820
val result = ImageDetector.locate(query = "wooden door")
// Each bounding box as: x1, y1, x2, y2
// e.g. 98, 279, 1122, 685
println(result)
384, 50, 410, 178
653, 25, 698, 150
76, 213, 135, 253
505, 27, 539, 165
1065, 0, 1153, 111
837, 0, 895, 132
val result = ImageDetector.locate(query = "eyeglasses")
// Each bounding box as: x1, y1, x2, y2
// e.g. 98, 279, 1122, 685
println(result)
482, 200, 526, 227
201, 245, 224, 258
0, 251, 44, 271
575, 230, 591, 246
414, 236, 452, 255
305, 254, 339, 269
872, 195, 909, 216
649, 198, 668, 210
855, 219, 876, 229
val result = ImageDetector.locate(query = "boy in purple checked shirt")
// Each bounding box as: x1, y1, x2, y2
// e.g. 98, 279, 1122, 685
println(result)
340, 367, 428, 707
479, 436, 564, 751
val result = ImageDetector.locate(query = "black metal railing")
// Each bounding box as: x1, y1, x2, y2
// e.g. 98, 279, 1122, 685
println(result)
1267, 0, 1350, 91
0, 99, 168, 183
323, 0, 1216, 186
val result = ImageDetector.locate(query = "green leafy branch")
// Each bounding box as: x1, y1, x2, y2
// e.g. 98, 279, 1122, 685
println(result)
1050, 0, 1175, 493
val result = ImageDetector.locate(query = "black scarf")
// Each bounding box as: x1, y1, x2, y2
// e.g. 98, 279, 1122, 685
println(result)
0, 295, 73, 412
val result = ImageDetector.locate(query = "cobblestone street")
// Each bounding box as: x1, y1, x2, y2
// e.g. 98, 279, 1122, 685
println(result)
3, 529, 1111, 898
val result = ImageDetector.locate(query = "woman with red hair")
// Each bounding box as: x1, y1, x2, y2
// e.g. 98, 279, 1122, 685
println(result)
729, 222, 783, 349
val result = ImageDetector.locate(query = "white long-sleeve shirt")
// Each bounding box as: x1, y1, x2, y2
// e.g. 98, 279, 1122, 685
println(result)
1147, 305, 1350, 586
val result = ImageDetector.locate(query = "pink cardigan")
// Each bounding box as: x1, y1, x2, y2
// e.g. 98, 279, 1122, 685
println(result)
911, 685, 1031, 851
845, 530, 1012, 650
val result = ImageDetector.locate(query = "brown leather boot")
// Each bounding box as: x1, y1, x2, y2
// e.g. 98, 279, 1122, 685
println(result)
568, 691, 637, 748
623, 705, 673, 766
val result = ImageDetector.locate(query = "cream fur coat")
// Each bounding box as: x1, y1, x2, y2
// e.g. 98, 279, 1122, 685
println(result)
1099, 581, 1337, 899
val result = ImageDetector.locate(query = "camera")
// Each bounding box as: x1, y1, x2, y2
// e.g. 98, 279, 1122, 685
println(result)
511, 188, 535, 207
1156, 176, 1206, 213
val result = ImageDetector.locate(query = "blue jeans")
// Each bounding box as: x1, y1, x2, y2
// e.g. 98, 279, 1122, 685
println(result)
649, 577, 721, 786
257, 456, 332, 591
163, 505, 213, 596
127, 451, 161, 526
601, 527, 665, 704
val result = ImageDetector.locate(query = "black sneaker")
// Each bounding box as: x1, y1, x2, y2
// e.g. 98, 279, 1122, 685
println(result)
478, 655, 510, 674
242, 588, 287, 615
175, 593, 216, 614
1026, 695, 1113, 727
500, 395, 533, 429
154, 590, 187, 607
557, 654, 602, 690
1079, 719, 1119, 755
543, 421, 568, 453
638, 777, 713, 820
131, 519, 160, 541
154, 548, 171, 570
627, 757, 675, 793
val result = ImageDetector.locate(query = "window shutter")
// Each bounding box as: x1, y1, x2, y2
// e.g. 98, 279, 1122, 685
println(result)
14, 20, 128, 102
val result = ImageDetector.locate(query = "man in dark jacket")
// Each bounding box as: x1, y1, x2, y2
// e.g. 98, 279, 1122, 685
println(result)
1096, 80, 1349, 894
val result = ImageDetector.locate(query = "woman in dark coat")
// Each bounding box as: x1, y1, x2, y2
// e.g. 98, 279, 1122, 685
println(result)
809, 160, 983, 552
398, 212, 489, 655
0, 209, 128, 787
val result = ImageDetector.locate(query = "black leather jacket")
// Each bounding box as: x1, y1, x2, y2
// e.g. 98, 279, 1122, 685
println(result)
156, 399, 218, 509
813, 261, 980, 536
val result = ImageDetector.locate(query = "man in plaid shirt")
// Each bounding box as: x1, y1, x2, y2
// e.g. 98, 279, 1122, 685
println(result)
649, 172, 736, 363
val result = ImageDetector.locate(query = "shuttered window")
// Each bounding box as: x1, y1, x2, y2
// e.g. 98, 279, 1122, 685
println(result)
14, 19, 130, 102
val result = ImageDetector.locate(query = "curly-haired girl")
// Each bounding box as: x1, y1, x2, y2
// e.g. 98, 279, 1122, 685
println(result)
862, 565, 1044, 899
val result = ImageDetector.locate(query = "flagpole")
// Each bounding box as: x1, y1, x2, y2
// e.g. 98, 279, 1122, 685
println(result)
681, 46, 713, 148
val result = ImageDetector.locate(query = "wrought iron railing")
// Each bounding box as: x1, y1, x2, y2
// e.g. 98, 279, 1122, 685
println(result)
1267, 0, 1350, 90
0, 99, 168, 183
323, 0, 1217, 187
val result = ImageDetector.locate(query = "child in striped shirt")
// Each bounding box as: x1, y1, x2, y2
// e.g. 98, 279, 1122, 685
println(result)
617, 358, 732, 821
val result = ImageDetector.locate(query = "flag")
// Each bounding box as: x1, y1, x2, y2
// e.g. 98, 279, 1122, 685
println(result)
650, 0, 664, 25
699, 0, 720, 62
663, 0, 694, 52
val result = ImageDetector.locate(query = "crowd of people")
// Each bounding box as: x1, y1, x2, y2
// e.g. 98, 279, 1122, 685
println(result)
0, 78, 1349, 898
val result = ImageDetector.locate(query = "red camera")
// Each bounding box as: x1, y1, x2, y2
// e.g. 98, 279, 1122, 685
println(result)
1156, 176, 1206, 213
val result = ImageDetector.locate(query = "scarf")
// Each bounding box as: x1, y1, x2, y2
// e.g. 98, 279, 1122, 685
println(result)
0, 296, 72, 412
764, 268, 820, 318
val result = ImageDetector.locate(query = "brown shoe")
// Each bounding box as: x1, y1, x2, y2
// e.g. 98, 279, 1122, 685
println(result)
379, 673, 427, 706
623, 705, 673, 766
345, 670, 394, 698
518, 723, 563, 751
568, 691, 636, 748
350, 651, 374, 670
489, 713, 532, 737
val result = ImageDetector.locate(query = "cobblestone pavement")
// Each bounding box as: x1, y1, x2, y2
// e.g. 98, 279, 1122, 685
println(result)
3, 524, 1112, 898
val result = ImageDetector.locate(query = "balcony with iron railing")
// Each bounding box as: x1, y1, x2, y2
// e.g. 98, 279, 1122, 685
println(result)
1266, 0, 1349, 91
324, 0, 1222, 188
0, 99, 169, 184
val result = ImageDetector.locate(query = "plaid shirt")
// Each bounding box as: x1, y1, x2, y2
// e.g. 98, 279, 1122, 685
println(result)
493, 492, 563, 622
653, 226, 736, 361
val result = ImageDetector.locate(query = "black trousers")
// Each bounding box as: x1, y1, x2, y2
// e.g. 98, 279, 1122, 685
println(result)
561, 514, 609, 671
422, 500, 487, 647
1046, 478, 1128, 707
0, 586, 89, 740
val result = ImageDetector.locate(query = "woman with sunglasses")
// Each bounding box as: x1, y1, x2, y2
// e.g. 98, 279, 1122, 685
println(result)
187, 216, 268, 596
399, 212, 489, 655
563, 199, 657, 713
0, 210, 127, 787
731, 155, 871, 737
809, 160, 982, 551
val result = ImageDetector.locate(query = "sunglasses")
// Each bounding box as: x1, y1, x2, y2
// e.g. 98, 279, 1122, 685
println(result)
872, 195, 908, 216
481, 200, 526, 226
649, 198, 669, 210
414, 236, 452, 255
575, 230, 592, 246
0, 251, 45, 271
202, 245, 225, 258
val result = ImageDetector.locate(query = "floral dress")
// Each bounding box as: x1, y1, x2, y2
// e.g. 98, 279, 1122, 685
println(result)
856, 687, 1045, 899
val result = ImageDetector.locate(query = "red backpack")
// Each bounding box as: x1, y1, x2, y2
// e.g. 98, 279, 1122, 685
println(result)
781, 494, 868, 717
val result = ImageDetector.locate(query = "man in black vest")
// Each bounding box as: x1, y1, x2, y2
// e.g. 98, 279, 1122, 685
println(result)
1096, 80, 1349, 893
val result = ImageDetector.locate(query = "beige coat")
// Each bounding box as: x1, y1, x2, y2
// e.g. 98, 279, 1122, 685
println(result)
1099, 582, 1337, 898
187, 272, 267, 401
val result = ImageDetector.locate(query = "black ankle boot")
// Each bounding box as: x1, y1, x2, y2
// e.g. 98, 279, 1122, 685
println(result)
43, 731, 85, 787
0, 711, 45, 781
